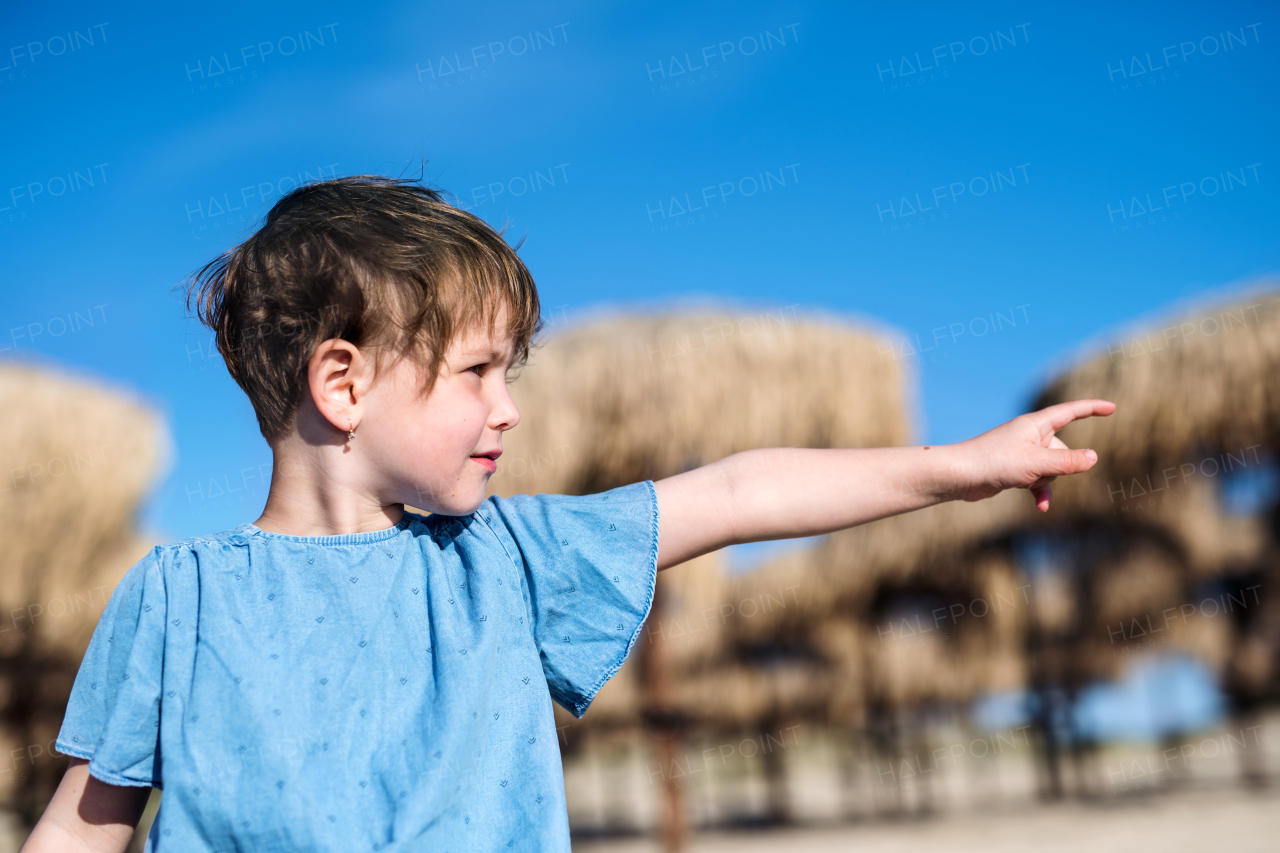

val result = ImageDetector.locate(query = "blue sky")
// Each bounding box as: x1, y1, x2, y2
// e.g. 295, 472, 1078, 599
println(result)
2, 1, 1277, 544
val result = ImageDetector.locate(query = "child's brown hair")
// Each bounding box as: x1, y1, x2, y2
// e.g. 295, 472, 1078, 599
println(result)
186, 175, 542, 442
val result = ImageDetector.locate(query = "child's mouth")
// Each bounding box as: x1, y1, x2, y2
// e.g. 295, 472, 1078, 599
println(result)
470, 452, 499, 473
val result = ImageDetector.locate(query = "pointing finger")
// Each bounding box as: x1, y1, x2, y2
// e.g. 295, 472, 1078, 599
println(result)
1032, 399, 1116, 439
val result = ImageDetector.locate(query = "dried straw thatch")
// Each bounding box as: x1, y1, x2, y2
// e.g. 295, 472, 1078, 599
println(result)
1024, 290, 1280, 692
1072, 530, 1234, 683
678, 491, 1033, 728
487, 306, 909, 499
482, 307, 910, 736
976, 289, 1280, 803
0, 365, 166, 823
1035, 289, 1280, 513
1006, 515, 1235, 696
783, 489, 1030, 614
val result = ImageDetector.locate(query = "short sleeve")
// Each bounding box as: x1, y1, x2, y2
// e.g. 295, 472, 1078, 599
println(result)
55, 547, 167, 788
476, 480, 659, 717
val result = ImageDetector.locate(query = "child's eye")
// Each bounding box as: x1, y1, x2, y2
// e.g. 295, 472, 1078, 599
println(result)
468, 364, 485, 376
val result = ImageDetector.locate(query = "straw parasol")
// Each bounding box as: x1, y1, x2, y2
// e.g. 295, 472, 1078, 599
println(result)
0, 365, 166, 826
1034, 289, 1279, 518
487, 305, 909, 499
485, 305, 910, 722
678, 489, 1033, 729
625, 489, 1036, 823
1020, 289, 1280, 792
1029, 290, 1279, 659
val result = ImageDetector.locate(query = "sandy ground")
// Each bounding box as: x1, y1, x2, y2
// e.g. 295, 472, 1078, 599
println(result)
0, 784, 1271, 851
572, 787, 1280, 853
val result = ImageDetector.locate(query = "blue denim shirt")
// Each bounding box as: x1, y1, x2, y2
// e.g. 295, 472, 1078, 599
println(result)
55, 481, 659, 852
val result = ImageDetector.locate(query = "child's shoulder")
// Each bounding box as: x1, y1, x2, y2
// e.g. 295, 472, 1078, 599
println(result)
164, 522, 259, 551
132, 523, 260, 572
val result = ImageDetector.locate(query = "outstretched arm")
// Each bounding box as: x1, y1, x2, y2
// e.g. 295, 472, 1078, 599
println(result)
651, 399, 1115, 571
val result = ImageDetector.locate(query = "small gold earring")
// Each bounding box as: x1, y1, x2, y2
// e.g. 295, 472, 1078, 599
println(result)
347, 421, 356, 442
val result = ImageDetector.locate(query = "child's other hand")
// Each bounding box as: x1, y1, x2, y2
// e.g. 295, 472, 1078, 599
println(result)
956, 399, 1116, 512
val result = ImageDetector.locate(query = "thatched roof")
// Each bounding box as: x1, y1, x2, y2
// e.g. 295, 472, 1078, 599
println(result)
487, 306, 909, 498
1036, 289, 1280, 492
1021, 290, 1280, 687
662, 551, 1031, 729
734, 489, 1030, 633
555, 291, 1280, 733
1070, 531, 1234, 684
0, 364, 166, 816
504, 306, 910, 732
490, 305, 1041, 728
1021, 290, 1277, 583
635, 492, 1034, 727
0, 365, 166, 655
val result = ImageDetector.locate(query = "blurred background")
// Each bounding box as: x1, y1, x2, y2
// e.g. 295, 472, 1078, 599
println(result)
2, 1, 1279, 850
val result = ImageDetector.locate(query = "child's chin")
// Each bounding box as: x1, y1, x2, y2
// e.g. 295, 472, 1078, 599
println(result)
414, 491, 488, 517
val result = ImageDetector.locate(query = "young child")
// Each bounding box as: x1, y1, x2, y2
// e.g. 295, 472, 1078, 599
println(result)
23, 176, 1112, 852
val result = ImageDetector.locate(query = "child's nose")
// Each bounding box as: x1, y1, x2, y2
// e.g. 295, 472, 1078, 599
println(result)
489, 386, 520, 432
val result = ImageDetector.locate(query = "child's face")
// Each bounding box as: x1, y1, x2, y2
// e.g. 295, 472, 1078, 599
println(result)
359, 306, 521, 516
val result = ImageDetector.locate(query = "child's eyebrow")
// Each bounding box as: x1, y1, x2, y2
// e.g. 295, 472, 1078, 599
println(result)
462, 346, 515, 362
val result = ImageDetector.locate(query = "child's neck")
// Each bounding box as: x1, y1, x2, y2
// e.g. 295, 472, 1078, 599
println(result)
252, 436, 405, 537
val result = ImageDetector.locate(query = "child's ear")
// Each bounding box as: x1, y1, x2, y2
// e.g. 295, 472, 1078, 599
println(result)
307, 339, 369, 432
